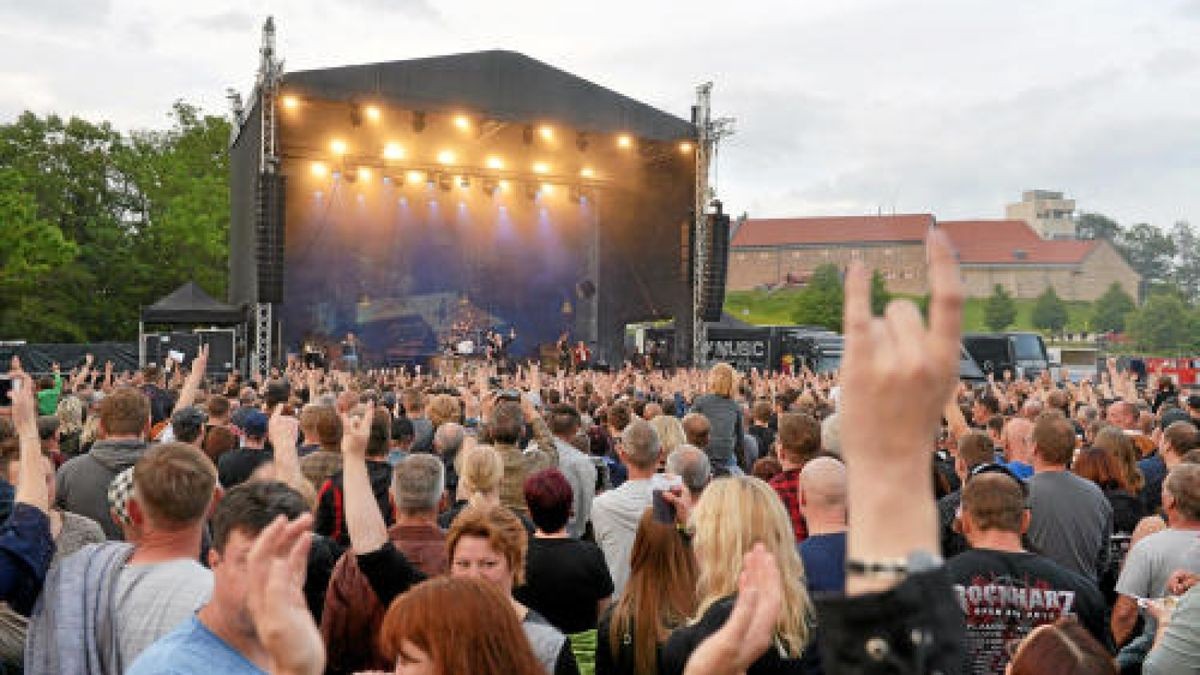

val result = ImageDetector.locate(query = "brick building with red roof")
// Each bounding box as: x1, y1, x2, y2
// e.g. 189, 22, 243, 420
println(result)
728, 214, 1140, 302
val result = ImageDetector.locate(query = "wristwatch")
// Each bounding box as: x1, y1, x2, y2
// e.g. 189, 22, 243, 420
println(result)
846, 549, 944, 578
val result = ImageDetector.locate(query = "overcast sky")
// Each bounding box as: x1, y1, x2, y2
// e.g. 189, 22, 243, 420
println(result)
3, 0, 1198, 228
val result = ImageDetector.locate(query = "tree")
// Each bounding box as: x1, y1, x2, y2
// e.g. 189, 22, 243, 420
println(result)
1118, 223, 1177, 287
1091, 282, 1137, 334
791, 264, 844, 331
983, 284, 1017, 331
1031, 286, 1068, 333
1169, 220, 1200, 303
1076, 212, 1122, 241
1126, 293, 1198, 352
869, 269, 891, 315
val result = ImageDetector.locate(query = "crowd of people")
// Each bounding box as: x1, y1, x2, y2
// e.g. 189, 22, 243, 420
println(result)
1, 231, 1198, 674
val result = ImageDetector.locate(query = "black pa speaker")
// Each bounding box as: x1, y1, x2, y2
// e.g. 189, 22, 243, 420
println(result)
256, 172, 286, 303
698, 207, 730, 322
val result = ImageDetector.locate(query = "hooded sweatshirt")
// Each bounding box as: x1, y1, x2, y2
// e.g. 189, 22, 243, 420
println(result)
55, 439, 147, 540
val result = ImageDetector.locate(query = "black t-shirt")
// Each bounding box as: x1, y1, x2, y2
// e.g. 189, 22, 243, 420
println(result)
217, 447, 272, 489
947, 548, 1111, 674
661, 595, 821, 675
515, 537, 614, 634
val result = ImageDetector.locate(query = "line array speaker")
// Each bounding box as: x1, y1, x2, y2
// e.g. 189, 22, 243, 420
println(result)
256, 172, 286, 303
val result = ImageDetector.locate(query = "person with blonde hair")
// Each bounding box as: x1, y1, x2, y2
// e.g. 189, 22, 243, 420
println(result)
439, 444, 532, 532
649, 414, 687, 465
690, 362, 745, 475
661, 476, 818, 673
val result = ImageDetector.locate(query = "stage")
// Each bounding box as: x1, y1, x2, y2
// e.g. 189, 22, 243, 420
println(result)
229, 44, 699, 369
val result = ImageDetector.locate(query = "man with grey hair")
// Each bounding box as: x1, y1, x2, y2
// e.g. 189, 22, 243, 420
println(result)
433, 422, 465, 499
665, 445, 711, 508
320, 453, 448, 673
546, 404, 597, 539
820, 413, 841, 456
590, 419, 662, 596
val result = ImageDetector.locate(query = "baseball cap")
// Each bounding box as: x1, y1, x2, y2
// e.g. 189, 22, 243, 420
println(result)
171, 406, 208, 440
241, 411, 269, 438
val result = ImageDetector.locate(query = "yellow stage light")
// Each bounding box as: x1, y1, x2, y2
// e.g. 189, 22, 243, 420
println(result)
541, 184, 554, 195
486, 156, 504, 170
498, 179, 510, 192
679, 141, 694, 153
616, 134, 633, 149
359, 167, 373, 180
282, 95, 300, 110
383, 143, 405, 160
454, 115, 471, 131
365, 105, 381, 121
311, 162, 327, 177
407, 170, 425, 185
539, 125, 554, 141
331, 139, 348, 155
437, 150, 456, 165
580, 167, 595, 179
533, 162, 550, 175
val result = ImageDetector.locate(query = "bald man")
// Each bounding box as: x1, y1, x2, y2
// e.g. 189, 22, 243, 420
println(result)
797, 456, 848, 593
1000, 417, 1035, 479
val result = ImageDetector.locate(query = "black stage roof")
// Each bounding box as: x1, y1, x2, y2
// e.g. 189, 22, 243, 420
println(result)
281, 50, 695, 141
143, 281, 243, 325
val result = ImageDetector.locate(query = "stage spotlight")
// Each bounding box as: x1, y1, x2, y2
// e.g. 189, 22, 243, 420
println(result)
523, 125, 534, 145
533, 161, 550, 175
576, 132, 589, 152
437, 173, 453, 191
453, 114, 471, 131
539, 125, 554, 141
437, 150, 456, 165
580, 167, 595, 179
407, 170, 425, 185
383, 142, 405, 160
282, 95, 300, 110
413, 111, 427, 133
331, 139, 348, 155
498, 179, 510, 193
365, 105, 382, 122
541, 183, 555, 196
311, 162, 328, 177
486, 156, 504, 170
359, 167, 372, 181
617, 134, 633, 149
679, 141, 694, 153
459, 175, 471, 188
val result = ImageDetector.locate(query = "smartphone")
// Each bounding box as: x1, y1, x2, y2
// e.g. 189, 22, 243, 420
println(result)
651, 490, 675, 524
168, 349, 185, 363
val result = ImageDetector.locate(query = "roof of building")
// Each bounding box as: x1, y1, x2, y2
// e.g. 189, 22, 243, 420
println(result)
281, 50, 695, 141
731, 214, 1100, 266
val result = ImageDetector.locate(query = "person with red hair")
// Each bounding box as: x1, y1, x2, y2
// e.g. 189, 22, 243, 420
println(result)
379, 576, 546, 675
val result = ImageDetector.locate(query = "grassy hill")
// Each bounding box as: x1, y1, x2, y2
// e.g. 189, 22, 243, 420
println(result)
725, 289, 1095, 333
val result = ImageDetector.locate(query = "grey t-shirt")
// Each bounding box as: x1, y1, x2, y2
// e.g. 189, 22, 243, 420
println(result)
1027, 470, 1113, 581
1143, 584, 1200, 675
114, 559, 213, 668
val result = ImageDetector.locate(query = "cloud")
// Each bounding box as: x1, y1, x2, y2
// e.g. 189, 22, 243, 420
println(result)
0, 0, 112, 26
335, 0, 441, 23
192, 10, 255, 33
1144, 48, 1199, 78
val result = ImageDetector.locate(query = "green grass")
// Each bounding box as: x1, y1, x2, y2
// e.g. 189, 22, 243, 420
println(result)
725, 290, 1095, 334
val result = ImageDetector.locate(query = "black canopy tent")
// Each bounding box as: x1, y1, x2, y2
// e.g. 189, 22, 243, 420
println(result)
139, 282, 245, 372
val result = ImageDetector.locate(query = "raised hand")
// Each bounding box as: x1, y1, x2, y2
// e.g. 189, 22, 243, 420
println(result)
683, 543, 783, 675
245, 513, 324, 675
340, 401, 374, 463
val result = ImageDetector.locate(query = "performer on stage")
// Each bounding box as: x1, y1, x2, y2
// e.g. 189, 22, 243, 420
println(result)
340, 332, 360, 372
556, 332, 571, 374
572, 340, 591, 372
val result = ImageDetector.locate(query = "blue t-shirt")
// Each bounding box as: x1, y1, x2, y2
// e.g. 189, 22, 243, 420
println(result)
1003, 461, 1034, 480
126, 615, 265, 675
799, 531, 847, 594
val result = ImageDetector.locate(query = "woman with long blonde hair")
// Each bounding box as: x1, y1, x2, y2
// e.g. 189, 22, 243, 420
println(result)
661, 476, 819, 673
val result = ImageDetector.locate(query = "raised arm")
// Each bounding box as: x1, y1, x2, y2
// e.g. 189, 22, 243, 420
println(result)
341, 405, 388, 554
172, 345, 209, 414
11, 373, 48, 514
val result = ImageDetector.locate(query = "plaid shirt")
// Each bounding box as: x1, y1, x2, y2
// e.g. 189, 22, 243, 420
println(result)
769, 468, 808, 542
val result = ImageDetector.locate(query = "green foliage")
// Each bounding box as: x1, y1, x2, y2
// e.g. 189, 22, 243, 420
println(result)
1126, 293, 1199, 352
983, 284, 1017, 331
790, 264, 844, 331
0, 102, 230, 341
1118, 223, 1177, 287
1076, 212, 1122, 241
1091, 282, 1136, 333
870, 268, 891, 315
1169, 221, 1200, 302
1031, 287, 1068, 333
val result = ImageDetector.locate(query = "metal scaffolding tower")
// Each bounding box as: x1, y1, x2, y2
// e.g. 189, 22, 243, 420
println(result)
249, 17, 283, 378
691, 83, 735, 367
